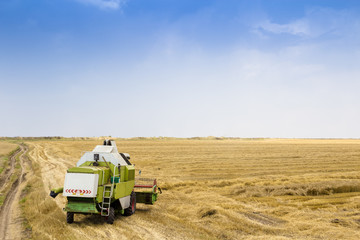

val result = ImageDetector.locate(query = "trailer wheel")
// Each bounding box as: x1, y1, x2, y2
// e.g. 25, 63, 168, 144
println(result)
66, 212, 74, 224
106, 207, 115, 224
124, 192, 136, 216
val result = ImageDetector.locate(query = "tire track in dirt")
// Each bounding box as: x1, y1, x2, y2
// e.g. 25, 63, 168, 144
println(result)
0, 144, 28, 240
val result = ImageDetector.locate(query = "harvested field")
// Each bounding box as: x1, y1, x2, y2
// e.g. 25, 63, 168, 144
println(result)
15, 139, 360, 239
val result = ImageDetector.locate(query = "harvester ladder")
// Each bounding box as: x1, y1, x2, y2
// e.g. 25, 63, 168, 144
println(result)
101, 185, 113, 216
100, 165, 120, 217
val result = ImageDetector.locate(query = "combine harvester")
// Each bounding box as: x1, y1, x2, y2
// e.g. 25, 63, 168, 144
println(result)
50, 140, 161, 224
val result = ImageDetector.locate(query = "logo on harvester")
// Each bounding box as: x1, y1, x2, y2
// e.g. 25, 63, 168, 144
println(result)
65, 189, 91, 195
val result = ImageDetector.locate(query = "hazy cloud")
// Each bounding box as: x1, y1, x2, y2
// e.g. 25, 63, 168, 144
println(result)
255, 8, 359, 38
75, 0, 126, 10
255, 19, 309, 36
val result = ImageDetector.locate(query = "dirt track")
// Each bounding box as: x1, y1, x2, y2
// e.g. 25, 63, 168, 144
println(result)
0, 144, 29, 240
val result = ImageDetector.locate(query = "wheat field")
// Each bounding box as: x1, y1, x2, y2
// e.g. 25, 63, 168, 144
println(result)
12, 138, 360, 239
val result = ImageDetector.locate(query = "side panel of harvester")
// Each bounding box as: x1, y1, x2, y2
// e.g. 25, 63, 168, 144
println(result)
63, 173, 99, 197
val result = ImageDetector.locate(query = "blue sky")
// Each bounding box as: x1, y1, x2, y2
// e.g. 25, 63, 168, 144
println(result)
1, 0, 360, 138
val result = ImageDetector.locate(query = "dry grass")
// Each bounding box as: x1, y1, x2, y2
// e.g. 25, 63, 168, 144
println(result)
22, 138, 360, 239
0, 141, 20, 205
0, 141, 18, 173
0, 141, 18, 156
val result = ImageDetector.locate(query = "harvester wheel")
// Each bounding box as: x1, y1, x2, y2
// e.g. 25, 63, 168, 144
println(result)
66, 212, 74, 224
124, 192, 136, 216
106, 207, 115, 224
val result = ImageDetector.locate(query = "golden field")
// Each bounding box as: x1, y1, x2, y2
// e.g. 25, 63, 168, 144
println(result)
2, 138, 360, 239
0, 141, 17, 156
0, 141, 17, 174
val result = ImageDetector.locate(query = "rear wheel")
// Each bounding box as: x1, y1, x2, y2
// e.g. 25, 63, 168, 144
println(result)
106, 207, 115, 224
124, 192, 136, 216
66, 212, 74, 224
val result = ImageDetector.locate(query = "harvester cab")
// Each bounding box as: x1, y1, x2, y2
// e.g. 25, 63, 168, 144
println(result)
49, 140, 160, 224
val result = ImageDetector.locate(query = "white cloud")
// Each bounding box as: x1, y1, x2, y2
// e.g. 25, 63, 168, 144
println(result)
255, 19, 309, 36
254, 8, 359, 38
75, 0, 126, 10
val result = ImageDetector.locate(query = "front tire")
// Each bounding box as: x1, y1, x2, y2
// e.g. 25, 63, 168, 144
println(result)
106, 207, 115, 224
124, 192, 136, 216
67, 212, 74, 224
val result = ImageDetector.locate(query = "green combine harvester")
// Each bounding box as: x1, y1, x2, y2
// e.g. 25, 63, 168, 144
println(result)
50, 140, 161, 224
